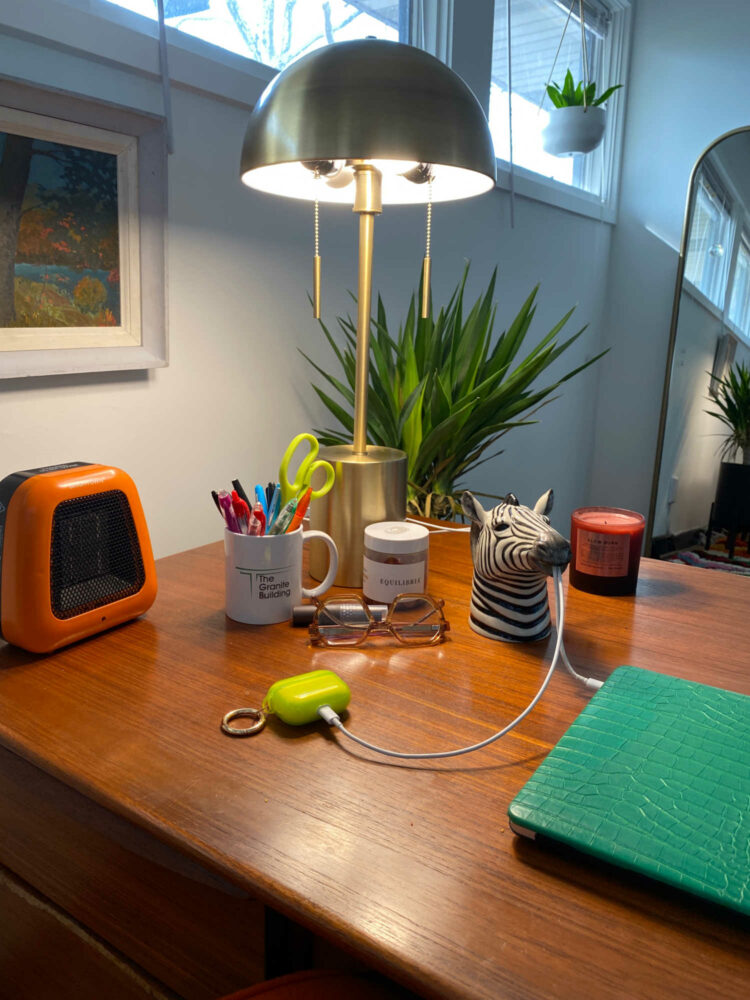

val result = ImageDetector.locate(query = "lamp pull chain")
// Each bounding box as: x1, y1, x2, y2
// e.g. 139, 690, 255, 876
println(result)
313, 187, 321, 319
421, 180, 432, 319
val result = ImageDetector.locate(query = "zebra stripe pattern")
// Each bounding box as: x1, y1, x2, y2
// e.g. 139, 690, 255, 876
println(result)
461, 490, 572, 643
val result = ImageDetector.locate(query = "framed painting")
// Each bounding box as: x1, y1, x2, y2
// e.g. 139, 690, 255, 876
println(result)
0, 77, 167, 378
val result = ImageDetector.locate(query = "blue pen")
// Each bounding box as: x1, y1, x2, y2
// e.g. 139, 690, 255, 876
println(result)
254, 484, 268, 517
266, 483, 281, 530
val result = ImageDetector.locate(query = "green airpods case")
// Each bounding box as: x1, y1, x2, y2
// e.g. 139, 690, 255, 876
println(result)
263, 669, 351, 725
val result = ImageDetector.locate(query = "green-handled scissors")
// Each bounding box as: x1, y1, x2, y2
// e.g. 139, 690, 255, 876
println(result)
279, 433, 336, 505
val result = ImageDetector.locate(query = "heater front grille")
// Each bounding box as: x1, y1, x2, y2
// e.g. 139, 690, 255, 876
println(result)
50, 490, 145, 619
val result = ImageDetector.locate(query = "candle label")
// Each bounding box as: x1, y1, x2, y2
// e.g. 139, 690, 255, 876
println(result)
576, 529, 629, 577
363, 557, 425, 603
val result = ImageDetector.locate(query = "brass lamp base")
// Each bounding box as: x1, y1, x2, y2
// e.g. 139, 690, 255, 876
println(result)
309, 444, 407, 587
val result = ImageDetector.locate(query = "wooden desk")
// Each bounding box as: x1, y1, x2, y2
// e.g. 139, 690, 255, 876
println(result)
1, 534, 748, 999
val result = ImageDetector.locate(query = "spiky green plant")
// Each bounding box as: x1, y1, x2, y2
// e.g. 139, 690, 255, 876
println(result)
706, 362, 750, 464
546, 70, 622, 109
302, 264, 607, 519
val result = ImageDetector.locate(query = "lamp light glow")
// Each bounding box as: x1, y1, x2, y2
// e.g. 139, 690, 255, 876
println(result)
241, 161, 495, 203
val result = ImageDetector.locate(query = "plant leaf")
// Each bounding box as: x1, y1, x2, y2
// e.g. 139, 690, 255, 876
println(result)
593, 83, 623, 107
301, 264, 608, 518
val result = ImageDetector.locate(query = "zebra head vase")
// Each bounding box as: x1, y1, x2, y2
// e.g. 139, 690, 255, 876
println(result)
461, 490, 572, 643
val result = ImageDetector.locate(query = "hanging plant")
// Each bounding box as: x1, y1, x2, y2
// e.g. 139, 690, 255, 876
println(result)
542, 71, 622, 156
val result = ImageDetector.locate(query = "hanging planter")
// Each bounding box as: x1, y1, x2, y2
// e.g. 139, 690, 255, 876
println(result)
542, 74, 620, 156
540, 0, 622, 158
543, 105, 605, 156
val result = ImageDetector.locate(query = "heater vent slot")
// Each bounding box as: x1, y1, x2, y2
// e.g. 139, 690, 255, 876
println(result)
50, 490, 145, 619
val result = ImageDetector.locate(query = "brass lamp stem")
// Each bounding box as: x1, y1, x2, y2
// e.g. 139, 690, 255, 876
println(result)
352, 163, 382, 455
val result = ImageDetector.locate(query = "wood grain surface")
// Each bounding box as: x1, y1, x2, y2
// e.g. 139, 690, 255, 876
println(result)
0, 531, 748, 1000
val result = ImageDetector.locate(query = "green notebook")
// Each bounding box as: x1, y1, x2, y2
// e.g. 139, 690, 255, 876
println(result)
508, 666, 750, 915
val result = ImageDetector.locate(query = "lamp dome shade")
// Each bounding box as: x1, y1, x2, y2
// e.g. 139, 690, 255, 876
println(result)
240, 39, 496, 205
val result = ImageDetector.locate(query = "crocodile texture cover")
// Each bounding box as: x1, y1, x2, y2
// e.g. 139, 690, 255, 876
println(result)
508, 666, 750, 914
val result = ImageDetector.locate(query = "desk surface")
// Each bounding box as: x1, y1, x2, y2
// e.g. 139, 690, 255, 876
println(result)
1, 533, 748, 999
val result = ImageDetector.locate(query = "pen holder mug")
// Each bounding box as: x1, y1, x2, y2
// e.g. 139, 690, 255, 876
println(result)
224, 527, 338, 625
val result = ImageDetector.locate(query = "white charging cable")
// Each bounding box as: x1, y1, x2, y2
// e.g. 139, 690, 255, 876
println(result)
406, 517, 471, 534
317, 565, 602, 759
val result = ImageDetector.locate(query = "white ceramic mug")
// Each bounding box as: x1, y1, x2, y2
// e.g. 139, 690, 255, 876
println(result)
224, 527, 338, 625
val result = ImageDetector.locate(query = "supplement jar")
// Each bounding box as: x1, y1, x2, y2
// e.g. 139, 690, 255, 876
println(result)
363, 522, 429, 603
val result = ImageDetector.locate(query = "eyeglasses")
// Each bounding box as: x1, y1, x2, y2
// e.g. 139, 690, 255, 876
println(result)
309, 593, 449, 647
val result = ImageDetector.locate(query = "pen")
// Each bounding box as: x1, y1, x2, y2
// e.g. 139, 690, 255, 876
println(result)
218, 490, 240, 533
265, 481, 275, 507
232, 479, 252, 511
268, 496, 297, 535
254, 484, 268, 517
211, 490, 221, 512
231, 490, 251, 534
266, 483, 281, 530
286, 487, 312, 533
252, 500, 266, 536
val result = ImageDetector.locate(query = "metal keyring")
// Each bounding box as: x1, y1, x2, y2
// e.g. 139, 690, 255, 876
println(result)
221, 707, 266, 737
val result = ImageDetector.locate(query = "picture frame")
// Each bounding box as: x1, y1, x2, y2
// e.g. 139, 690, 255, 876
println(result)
0, 76, 167, 378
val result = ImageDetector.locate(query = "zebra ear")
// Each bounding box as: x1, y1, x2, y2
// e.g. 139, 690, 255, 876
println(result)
534, 489, 554, 517
461, 491, 490, 526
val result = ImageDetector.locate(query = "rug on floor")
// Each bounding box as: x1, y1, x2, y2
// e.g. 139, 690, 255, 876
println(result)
663, 538, 750, 576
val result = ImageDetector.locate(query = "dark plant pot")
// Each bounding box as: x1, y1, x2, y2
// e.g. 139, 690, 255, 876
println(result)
706, 461, 750, 558
713, 462, 750, 526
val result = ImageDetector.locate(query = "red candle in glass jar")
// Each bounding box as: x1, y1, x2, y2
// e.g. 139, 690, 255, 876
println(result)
569, 507, 645, 596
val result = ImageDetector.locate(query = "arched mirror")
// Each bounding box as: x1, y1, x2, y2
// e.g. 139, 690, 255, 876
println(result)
648, 127, 750, 566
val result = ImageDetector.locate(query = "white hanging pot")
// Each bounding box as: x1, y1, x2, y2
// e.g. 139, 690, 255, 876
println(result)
542, 106, 606, 156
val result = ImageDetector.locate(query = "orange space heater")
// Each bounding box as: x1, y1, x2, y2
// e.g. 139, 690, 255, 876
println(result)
0, 463, 157, 653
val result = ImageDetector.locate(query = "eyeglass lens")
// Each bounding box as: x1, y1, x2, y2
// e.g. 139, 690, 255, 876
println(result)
390, 595, 443, 644
316, 600, 372, 645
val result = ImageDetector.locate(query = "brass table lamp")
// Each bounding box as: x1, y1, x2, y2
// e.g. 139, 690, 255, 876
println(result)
240, 39, 496, 585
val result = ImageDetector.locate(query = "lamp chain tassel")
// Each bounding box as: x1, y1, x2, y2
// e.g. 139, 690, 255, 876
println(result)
313, 192, 321, 318
421, 180, 432, 319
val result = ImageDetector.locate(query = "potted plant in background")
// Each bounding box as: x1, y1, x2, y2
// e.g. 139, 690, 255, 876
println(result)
302, 265, 607, 520
542, 71, 622, 156
704, 361, 750, 555
706, 361, 750, 464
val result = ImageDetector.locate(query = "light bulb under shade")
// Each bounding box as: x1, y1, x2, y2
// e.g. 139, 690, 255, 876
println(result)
240, 39, 496, 205
241, 160, 494, 204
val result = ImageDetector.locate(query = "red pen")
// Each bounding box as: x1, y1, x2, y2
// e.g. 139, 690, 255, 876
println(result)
252, 501, 266, 536
231, 490, 251, 534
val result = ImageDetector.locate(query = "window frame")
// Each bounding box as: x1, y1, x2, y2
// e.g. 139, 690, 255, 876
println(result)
727, 233, 750, 338
683, 155, 750, 352
460, 0, 632, 223
42, 0, 630, 221
684, 167, 735, 309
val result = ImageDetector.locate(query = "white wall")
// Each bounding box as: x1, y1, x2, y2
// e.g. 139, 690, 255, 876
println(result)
0, 0, 611, 558
590, 0, 750, 526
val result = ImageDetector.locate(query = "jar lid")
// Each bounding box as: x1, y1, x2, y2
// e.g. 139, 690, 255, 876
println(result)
364, 521, 429, 554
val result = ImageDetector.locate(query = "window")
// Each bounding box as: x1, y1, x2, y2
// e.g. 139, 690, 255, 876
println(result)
684, 170, 735, 309
94, 0, 630, 216
728, 235, 750, 337
104, 0, 402, 69
488, 0, 626, 200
